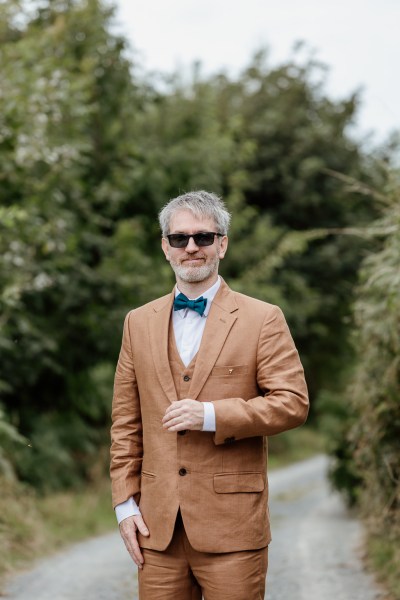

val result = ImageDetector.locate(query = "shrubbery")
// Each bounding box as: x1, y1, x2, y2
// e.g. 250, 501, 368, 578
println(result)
0, 0, 395, 502
329, 175, 400, 584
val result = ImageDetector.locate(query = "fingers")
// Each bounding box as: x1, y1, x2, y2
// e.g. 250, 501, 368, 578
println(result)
119, 516, 147, 569
129, 535, 145, 569
162, 401, 188, 430
162, 400, 204, 431
162, 401, 184, 427
162, 411, 185, 430
133, 514, 150, 537
163, 401, 184, 418
164, 418, 188, 432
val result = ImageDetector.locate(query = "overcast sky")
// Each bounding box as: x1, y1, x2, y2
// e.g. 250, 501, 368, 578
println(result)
115, 0, 399, 144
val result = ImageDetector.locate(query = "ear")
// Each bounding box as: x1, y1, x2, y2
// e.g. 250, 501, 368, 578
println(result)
218, 236, 228, 260
161, 237, 170, 261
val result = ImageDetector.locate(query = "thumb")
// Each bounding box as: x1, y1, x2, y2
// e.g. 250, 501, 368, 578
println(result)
134, 514, 150, 536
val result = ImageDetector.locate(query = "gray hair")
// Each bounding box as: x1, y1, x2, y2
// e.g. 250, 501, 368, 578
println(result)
158, 190, 231, 237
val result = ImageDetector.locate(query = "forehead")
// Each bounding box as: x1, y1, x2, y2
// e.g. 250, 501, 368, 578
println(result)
169, 209, 216, 233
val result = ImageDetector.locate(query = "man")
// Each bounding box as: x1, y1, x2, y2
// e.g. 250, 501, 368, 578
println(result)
110, 190, 309, 600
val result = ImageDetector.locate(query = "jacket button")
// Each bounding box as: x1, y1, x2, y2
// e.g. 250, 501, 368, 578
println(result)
179, 467, 187, 476
183, 375, 190, 382
224, 436, 235, 444
178, 430, 187, 436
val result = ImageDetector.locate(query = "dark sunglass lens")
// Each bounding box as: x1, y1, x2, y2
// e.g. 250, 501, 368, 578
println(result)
168, 234, 189, 248
194, 233, 215, 246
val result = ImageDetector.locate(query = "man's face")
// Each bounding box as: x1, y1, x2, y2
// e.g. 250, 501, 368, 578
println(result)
161, 210, 228, 286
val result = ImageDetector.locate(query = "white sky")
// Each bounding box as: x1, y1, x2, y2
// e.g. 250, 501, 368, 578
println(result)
115, 0, 399, 144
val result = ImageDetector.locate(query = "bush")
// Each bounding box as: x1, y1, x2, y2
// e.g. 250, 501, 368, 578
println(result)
329, 171, 400, 594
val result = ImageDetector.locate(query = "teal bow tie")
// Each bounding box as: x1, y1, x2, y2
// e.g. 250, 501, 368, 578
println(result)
173, 293, 208, 316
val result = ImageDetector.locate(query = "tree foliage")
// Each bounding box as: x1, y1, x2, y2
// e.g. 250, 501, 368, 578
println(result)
0, 0, 391, 490
324, 172, 400, 595
330, 172, 400, 531
0, 0, 169, 488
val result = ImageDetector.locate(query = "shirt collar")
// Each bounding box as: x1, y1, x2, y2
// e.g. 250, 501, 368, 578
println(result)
174, 276, 221, 317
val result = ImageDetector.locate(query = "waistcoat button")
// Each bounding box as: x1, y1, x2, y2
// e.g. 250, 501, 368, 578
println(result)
183, 375, 190, 382
179, 467, 187, 476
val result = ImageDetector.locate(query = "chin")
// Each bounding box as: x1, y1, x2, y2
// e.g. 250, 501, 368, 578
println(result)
173, 264, 216, 283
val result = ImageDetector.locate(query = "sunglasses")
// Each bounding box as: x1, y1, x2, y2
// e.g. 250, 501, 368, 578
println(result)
166, 232, 224, 248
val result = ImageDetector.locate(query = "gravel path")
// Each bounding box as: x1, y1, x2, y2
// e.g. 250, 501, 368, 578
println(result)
4, 455, 385, 600
266, 455, 384, 600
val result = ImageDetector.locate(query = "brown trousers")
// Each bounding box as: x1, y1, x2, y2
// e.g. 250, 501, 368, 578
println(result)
138, 512, 268, 600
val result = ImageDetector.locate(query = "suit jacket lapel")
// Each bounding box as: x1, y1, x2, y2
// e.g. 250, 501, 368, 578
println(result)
189, 280, 238, 400
148, 291, 177, 403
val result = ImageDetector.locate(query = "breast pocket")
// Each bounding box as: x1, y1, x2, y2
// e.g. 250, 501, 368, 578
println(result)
210, 365, 249, 377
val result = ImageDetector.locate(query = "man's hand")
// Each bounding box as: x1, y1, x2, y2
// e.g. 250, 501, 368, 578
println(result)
119, 514, 149, 569
162, 399, 204, 431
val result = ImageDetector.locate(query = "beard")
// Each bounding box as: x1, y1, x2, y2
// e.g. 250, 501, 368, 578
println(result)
169, 253, 220, 283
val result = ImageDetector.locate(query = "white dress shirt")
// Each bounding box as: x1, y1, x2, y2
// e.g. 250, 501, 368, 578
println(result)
115, 278, 220, 524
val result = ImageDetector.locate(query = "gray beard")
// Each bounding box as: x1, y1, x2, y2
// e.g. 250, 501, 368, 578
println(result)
170, 256, 220, 283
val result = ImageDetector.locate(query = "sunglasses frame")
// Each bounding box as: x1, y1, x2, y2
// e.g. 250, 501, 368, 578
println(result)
166, 232, 224, 248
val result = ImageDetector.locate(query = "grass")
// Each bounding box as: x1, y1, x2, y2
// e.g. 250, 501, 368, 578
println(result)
268, 424, 326, 469
366, 533, 400, 600
0, 474, 115, 593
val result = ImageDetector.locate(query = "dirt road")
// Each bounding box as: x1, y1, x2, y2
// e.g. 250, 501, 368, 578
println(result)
4, 455, 384, 599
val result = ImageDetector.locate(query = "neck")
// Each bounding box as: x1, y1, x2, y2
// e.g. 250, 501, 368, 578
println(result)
176, 273, 219, 299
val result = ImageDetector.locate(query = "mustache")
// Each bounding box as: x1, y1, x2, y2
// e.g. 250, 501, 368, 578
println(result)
180, 254, 206, 262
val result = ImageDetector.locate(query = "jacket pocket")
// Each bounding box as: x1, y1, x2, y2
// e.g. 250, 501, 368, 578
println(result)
213, 472, 265, 493
141, 470, 156, 479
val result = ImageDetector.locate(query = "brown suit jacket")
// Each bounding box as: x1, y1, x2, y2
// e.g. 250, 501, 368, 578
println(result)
110, 279, 309, 553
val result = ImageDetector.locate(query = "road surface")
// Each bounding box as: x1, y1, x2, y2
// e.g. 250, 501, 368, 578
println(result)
4, 455, 385, 599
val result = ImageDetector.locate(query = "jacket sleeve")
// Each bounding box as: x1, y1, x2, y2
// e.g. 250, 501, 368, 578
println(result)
212, 306, 309, 445
110, 311, 143, 507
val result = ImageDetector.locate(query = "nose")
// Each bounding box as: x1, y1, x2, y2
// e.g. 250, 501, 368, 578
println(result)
185, 236, 200, 251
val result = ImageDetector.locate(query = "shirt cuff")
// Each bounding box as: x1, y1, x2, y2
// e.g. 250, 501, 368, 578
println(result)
115, 496, 141, 525
202, 402, 216, 432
